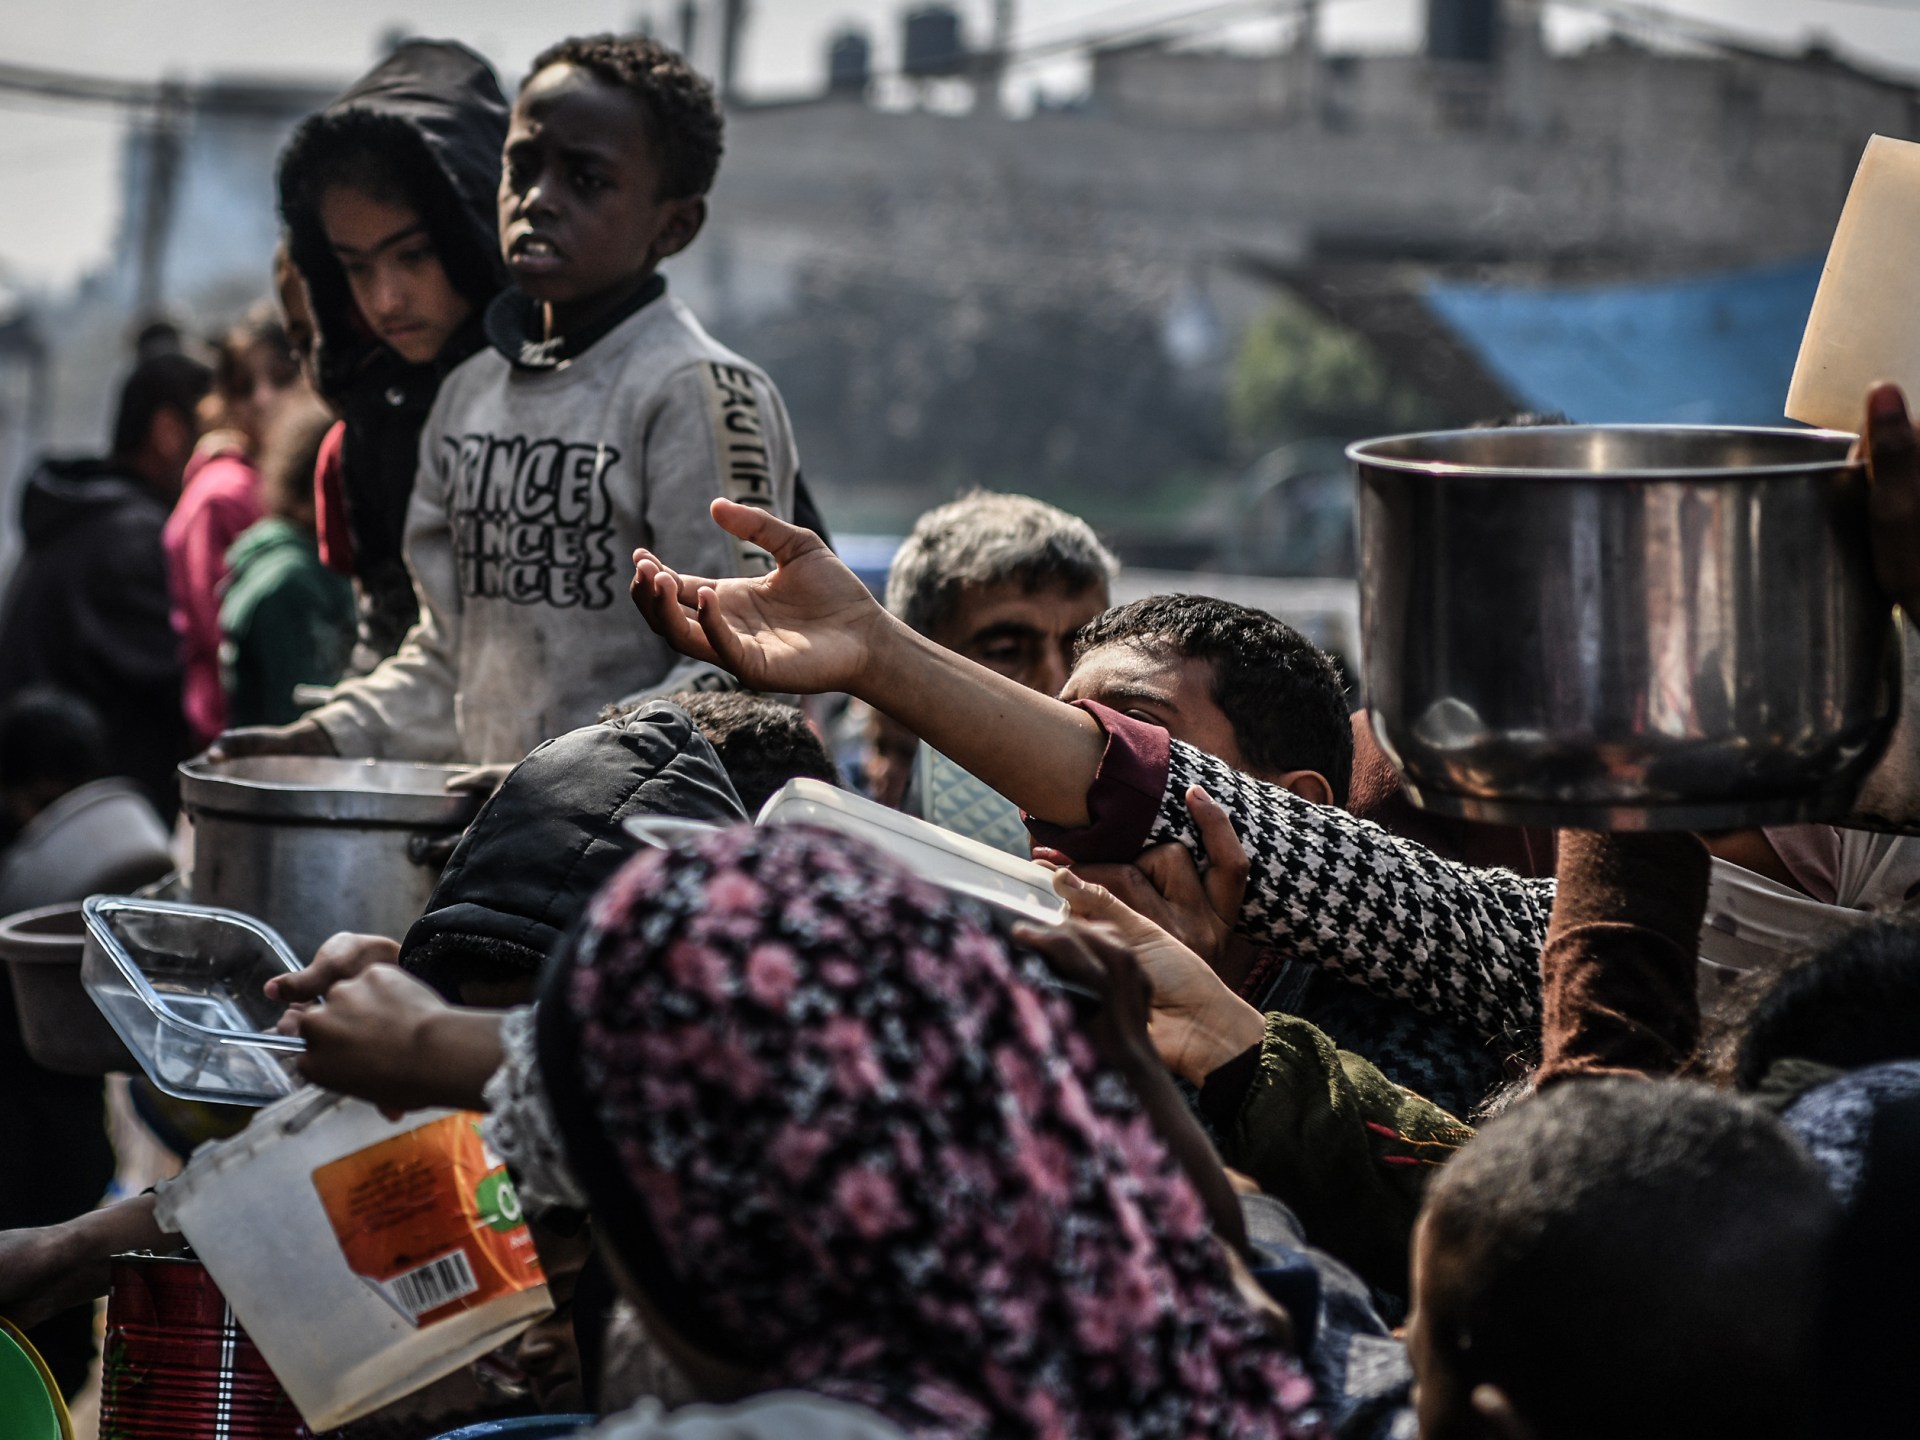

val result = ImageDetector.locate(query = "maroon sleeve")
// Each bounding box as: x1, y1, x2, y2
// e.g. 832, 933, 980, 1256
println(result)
1024, 700, 1171, 865
1534, 831, 1709, 1089
314, 420, 353, 576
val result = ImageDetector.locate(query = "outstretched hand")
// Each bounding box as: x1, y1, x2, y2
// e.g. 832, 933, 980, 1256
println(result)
630, 500, 894, 696
265, 931, 399, 1007
208, 717, 336, 762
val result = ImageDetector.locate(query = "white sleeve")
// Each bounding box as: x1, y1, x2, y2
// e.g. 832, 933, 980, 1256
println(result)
307, 413, 463, 761
640, 361, 798, 582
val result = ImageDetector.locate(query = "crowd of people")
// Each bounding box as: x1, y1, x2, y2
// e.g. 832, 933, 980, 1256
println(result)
0, 24, 1915, 1440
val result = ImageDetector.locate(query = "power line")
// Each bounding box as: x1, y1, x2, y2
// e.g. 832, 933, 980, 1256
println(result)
0, 0, 1311, 120
1545, 0, 1920, 84
0, 56, 336, 119
843, 0, 1328, 89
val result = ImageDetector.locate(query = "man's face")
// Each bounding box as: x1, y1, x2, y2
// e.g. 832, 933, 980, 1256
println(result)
500, 64, 705, 325
931, 580, 1108, 696
1061, 640, 1253, 773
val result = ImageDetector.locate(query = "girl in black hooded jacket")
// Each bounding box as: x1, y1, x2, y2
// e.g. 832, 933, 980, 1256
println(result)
275, 39, 510, 671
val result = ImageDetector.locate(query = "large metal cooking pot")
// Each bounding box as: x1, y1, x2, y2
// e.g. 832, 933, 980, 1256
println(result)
179, 756, 485, 964
1350, 425, 1900, 830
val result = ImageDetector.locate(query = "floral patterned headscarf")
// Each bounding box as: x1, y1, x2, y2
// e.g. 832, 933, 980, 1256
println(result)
537, 824, 1318, 1440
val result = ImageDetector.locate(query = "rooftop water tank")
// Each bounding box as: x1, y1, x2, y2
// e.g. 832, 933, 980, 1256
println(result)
829, 27, 873, 93
1427, 0, 1499, 63
903, 5, 967, 78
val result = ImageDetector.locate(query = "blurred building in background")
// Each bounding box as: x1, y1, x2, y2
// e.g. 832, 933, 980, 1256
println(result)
8, 0, 1917, 578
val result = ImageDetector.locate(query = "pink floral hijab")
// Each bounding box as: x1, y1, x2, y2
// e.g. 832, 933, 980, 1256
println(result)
538, 824, 1319, 1440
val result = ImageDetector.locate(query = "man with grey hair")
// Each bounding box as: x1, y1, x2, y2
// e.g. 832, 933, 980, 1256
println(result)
884, 491, 1119, 696
870, 492, 1117, 837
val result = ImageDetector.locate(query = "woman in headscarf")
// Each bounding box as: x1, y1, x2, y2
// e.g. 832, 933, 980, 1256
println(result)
288, 823, 1321, 1438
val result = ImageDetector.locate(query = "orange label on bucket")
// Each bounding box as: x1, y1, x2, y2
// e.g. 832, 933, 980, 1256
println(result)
310, 1113, 545, 1329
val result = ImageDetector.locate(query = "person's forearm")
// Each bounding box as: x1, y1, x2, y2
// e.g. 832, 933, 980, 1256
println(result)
852, 618, 1106, 826
2, 1195, 178, 1331
1161, 994, 1268, 1088
1535, 831, 1708, 1088
417, 1008, 509, 1112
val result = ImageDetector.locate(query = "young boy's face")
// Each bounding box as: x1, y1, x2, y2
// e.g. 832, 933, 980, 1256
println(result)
500, 63, 706, 325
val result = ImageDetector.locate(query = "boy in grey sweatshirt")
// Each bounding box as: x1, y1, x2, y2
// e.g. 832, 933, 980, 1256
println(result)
222, 35, 797, 765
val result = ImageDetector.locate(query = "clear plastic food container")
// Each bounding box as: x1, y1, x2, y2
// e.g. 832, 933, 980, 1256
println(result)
80, 896, 305, 1106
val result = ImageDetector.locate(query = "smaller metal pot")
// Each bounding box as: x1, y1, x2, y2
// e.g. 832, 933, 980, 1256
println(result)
179, 756, 485, 965
1351, 425, 1900, 829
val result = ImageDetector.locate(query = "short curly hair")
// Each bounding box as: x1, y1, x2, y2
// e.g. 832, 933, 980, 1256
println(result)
526, 35, 724, 199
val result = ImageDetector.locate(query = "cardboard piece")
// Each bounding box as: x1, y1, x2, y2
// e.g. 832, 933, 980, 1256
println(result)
1787, 134, 1920, 435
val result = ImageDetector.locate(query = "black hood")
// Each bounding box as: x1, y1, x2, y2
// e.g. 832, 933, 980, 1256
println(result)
277, 39, 509, 403
398, 702, 749, 1001
16, 456, 159, 548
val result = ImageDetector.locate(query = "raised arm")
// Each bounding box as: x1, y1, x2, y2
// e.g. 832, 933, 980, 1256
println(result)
1533, 831, 1709, 1088
636, 503, 1557, 1040
630, 499, 1106, 822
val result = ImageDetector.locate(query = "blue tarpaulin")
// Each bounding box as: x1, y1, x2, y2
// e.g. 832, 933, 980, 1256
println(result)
1421, 258, 1823, 426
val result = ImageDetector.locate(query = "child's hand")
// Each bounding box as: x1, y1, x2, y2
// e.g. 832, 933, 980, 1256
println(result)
266, 932, 400, 1010
207, 717, 336, 761
630, 499, 894, 696
286, 966, 500, 1115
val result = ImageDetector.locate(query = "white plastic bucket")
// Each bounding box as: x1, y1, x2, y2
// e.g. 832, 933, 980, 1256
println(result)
154, 1087, 551, 1430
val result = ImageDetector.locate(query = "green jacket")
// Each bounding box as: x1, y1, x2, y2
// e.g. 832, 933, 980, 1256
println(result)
1211, 1012, 1476, 1298
219, 519, 356, 729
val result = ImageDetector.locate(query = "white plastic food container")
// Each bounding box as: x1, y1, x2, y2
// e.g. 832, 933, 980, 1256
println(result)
154, 1087, 551, 1430
765, 777, 1066, 924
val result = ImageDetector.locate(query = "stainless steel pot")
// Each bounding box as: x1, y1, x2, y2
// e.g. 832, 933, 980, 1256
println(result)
1350, 425, 1900, 830
178, 756, 485, 964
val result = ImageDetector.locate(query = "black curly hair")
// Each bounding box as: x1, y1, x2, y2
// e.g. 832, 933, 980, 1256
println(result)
1733, 918, 1920, 1091
1071, 593, 1354, 802
668, 690, 841, 815
526, 35, 724, 199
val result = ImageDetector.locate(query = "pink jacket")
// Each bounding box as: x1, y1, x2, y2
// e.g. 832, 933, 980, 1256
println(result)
164, 443, 263, 745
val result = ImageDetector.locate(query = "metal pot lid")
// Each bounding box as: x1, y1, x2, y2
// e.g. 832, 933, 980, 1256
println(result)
178, 756, 485, 827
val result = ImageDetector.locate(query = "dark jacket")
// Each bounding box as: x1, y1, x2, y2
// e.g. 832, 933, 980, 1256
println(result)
276, 40, 509, 664
0, 457, 189, 812
1201, 1012, 1474, 1300
399, 701, 748, 1000
218, 518, 356, 728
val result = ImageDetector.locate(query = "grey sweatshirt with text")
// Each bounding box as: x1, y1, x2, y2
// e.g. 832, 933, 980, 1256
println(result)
309, 293, 797, 764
